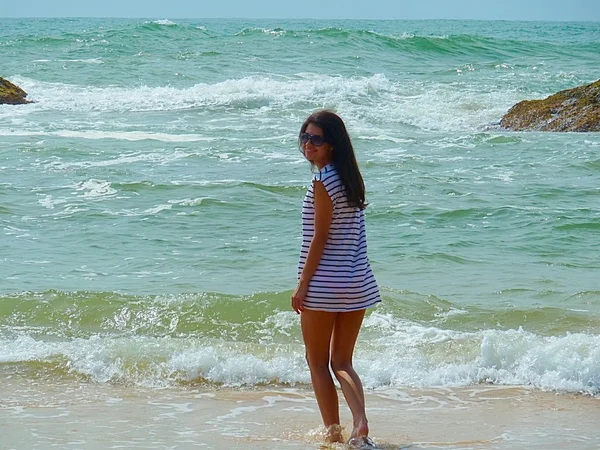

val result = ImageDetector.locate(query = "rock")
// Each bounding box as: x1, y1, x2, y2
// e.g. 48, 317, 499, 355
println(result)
0, 77, 32, 105
500, 79, 600, 132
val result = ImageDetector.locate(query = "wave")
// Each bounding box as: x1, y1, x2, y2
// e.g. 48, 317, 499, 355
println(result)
231, 25, 596, 60
2, 73, 515, 132
0, 18, 215, 47
556, 222, 600, 231
1, 290, 599, 393
148, 19, 178, 26
7, 74, 397, 112
4, 18, 597, 64
0, 129, 217, 142
3, 289, 598, 339
2, 317, 598, 394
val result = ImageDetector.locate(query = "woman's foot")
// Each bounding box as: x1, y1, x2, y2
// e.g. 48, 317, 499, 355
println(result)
325, 423, 344, 443
350, 419, 369, 440
347, 435, 376, 448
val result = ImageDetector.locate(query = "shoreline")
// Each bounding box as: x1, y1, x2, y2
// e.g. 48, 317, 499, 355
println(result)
2, 377, 599, 449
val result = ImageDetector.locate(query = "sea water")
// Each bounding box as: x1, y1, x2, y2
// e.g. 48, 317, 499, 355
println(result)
1, 18, 599, 400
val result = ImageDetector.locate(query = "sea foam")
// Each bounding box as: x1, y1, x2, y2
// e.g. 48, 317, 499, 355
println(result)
4, 74, 518, 133
2, 316, 598, 394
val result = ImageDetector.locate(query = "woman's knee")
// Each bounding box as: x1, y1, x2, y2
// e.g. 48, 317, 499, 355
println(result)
330, 359, 352, 378
305, 352, 330, 372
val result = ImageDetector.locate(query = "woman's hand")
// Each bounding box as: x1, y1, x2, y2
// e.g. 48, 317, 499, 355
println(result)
291, 280, 308, 314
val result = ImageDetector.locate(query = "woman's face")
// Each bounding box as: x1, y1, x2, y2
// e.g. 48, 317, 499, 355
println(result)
301, 123, 333, 169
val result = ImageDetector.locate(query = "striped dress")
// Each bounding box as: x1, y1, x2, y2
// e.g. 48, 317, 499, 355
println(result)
298, 163, 381, 312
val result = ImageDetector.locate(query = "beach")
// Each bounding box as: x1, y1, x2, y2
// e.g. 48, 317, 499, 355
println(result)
2, 376, 599, 449
1, 17, 599, 448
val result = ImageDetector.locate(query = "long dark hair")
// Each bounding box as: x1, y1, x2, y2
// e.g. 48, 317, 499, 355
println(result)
299, 110, 367, 210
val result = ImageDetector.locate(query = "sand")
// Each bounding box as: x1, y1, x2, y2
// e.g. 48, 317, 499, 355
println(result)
1, 376, 599, 449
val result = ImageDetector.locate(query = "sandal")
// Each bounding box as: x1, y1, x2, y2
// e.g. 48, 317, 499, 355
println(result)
347, 435, 377, 448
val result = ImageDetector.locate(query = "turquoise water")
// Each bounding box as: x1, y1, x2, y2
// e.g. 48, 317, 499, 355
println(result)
1, 18, 599, 393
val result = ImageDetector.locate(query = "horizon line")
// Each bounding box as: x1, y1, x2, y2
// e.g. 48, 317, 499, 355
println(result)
2, 16, 599, 23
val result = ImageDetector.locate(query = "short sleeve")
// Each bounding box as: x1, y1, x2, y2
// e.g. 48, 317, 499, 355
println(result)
313, 165, 343, 204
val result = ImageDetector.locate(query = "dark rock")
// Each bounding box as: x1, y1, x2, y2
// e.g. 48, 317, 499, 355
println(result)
500, 79, 600, 132
0, 77, 32, 105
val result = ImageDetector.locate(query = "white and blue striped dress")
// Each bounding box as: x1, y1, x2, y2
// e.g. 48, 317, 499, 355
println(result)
298, 163, 381, 312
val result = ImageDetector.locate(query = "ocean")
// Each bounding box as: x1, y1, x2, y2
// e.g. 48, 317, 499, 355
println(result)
1, 18, 599, 449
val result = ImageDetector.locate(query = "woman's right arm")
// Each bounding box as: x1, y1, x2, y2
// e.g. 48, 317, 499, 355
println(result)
291, 181, 333, 314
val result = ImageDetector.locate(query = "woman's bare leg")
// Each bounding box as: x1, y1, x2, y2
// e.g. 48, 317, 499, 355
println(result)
300, 309, 342, 442
330, 309, 369, 439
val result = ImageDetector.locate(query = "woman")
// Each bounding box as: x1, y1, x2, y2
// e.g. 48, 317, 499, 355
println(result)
292, 110, 381, 446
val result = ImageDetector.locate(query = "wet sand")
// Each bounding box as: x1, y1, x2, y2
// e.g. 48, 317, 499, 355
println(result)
1, 376, 599, 449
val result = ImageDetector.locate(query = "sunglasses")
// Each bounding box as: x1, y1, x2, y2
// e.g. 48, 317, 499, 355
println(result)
300, 133, 327, 147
